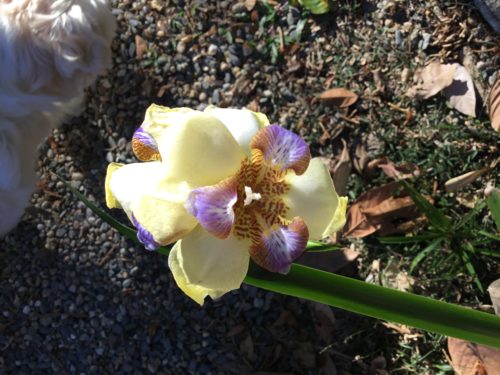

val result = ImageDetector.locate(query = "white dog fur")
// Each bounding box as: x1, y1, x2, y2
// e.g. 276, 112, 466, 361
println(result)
0, 0, 115, 236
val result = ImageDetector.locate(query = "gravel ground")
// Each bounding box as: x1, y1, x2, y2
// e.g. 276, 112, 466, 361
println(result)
1, 1, 498, 374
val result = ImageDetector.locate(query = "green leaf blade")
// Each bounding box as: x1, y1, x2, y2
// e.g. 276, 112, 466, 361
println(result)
298, 0, 331, 14
401, 181, 452, 232
379, 233, 441, 244
63, 176, 500, 349
409, 237, 443, 273
486, 188, 500, 231
245, 262, 500, 348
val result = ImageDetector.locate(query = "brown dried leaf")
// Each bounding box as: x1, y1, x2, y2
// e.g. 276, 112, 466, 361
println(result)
135, 35, 148, 59
380, 162, 419, 180
445, 168, 490, 193
353, 143, 369, 174
362, 196, 415, 218
406, 62, 456, 99
448, 337, 500, 375
489, 76, 500, 132
319, 88, 359, 108
332, 140, 351, 196
442, 63, 476, 117
344, 182, 422, 238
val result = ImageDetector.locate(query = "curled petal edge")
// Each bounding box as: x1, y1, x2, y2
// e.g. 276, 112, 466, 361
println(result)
105, 162, 124, 209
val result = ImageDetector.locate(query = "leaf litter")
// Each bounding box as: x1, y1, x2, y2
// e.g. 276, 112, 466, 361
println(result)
489, 76, 500, 132
447, 337, 500, 375
406, 61, 477, 117
406, 62, 456, 100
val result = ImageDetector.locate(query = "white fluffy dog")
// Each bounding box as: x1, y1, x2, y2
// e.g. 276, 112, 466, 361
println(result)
0, 0, 115, 236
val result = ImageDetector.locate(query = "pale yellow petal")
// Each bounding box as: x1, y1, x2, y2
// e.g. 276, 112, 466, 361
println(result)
252, 110, 270, 128
107, 161, 166, 217
105, 162, 124, 209
204, 106, 266, 154
156, 111, 245, 187
107, 161, 198, 245
133, 180, 198, 245
141, 104, 194, 140
322, 196, 348, 236
284, 158, 347, 240
168, 226, 250, 304
168, 241, 228, 305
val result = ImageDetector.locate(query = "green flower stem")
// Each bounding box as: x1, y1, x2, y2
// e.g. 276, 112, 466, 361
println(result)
245, 262, 500, 349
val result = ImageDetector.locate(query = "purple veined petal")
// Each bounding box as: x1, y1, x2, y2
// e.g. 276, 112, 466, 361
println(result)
249, 217, 309, 274
185, 177, 238, 239
132, 213, 160, 251
131, 126, 161, 161
250, 124, 311, 175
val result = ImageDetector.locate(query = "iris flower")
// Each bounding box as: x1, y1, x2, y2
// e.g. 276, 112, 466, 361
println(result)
105, 104, 347, 304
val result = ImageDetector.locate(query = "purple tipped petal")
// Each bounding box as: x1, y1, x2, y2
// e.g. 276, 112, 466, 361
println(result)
249, 217, 309, 274
185, 177, 238, 239
132, 126, 161, 161
132, 213, 159, 251
250, 124, 311, 175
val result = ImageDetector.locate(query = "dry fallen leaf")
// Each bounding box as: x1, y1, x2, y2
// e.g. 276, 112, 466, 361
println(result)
319, 88, 359, 108
353, 143, 369, 174
135, 35, 148, 59
332, 140, 351, 196
344, 182, 422, 238
366, 157, 420, 180
406, 62, 456, 99
489, 76, 500, 132
442, 63, 476, 117
448, 337, 500, 375
445, 167, 490, 193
